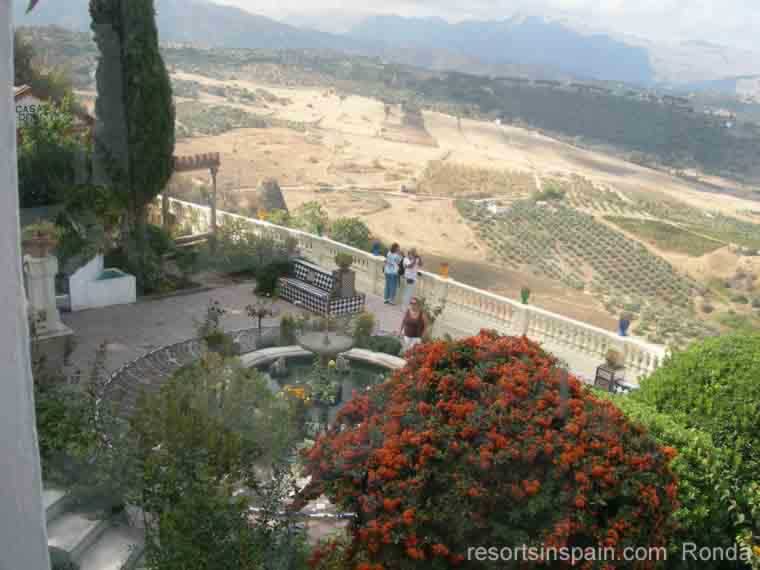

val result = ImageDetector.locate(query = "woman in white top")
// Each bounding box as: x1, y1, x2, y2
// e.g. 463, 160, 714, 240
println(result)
402, 248, 423, 307
384, 243, 403, 305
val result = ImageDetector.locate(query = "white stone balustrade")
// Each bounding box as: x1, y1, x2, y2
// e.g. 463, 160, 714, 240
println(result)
163, 197, 668, 382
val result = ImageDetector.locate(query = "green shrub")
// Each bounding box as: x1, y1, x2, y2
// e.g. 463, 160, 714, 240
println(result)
144, 224, 174, 257
638, 333, 760, 467
635, 333, 760, 555
364, 335, 402, 356
732, 294, 751, 305
254, 260, 292, 296
614, 397, 748, 564
334, 252, 354, 271
280, 314, 299, 346
329, 217, 372, 251
352, 312, 376, 348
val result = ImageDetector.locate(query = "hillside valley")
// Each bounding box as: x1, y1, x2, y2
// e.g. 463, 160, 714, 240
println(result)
18, 26, 760, 348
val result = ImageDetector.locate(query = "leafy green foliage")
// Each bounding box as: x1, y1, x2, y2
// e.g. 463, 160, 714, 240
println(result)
352, 312, 376, 347
364, 335, 403, 356
131, 353, 299, 490
637, 334, 760, 472
90, 0, 175, 290
14, 30, 73, 103
613, 397, 749, 566
132, 354, 307, 570
266, 209, 292, 227
291, 201, 328, 235
90, 0, 175, 214
280, 314, 299, 345
330, 217, 372, 251
17, 98, 87, 207
255, 260, 293, 297
634, 334, 760, 560
55, 185, 123, 273
334, 252, 354, 270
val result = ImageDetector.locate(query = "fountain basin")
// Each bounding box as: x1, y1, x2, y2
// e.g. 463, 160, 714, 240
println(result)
240, 346, 405, 424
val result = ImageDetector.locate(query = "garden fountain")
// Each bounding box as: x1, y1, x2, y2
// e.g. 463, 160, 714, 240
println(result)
295, 308, 353, 366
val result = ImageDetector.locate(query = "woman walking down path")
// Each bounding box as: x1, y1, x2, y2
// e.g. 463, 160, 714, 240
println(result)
384, 243, 403, 305
401, 248, 423, 308
399, 297, 426, 351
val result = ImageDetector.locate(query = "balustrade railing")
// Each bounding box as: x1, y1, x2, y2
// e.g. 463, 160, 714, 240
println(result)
162, 197, 667, 381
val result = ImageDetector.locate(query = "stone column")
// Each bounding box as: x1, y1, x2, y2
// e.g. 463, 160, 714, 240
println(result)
0, 1, 52, 567
24, 255, 66, 335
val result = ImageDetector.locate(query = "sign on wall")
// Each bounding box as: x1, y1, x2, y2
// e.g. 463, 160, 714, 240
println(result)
15, 95, 46, 126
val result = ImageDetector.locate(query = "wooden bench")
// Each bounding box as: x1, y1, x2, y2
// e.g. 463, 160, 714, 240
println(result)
278, 258, 365, 316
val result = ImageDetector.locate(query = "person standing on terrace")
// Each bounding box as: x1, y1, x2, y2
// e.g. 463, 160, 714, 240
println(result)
384, 243, 402, 305
401, 248, 423, 307
399, 297, 426, 350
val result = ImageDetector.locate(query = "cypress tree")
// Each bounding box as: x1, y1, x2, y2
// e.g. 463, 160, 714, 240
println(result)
90, 0, 175, 290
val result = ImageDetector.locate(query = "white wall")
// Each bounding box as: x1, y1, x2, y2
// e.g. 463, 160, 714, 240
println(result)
0, 1, 52, 569
69, 255, 137, 311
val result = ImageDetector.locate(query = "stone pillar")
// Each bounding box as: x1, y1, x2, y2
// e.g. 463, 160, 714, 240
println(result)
24, 255, 66, 335
0, 0, 52, 566
512, 304, 530, 336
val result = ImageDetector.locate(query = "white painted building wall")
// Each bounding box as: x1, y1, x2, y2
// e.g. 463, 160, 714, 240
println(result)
0, 1, 52, 569
69, 254, 137, 312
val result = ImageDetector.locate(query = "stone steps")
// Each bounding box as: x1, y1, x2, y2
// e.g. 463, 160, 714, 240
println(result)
47, 511, 110, 563
45, 485, 145, 570
78, 525, 144, 570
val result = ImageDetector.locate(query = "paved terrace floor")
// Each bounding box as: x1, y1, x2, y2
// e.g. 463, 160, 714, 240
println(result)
63, 281, 606, 383
62, 282, 404, 377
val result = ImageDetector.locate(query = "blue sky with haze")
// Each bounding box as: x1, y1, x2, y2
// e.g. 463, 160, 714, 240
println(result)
214, 0, 760, 51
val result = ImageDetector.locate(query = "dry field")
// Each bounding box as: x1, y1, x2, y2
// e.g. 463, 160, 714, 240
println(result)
164, 71, 760, 334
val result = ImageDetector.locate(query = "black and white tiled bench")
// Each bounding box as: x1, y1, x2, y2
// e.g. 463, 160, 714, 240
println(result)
278, 258, 365, 316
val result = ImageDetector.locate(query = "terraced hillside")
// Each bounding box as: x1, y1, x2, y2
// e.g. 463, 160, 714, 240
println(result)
457, 198, 717, 346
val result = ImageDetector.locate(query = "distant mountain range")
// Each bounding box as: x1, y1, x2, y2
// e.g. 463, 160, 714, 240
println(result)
349, 15, 655, 84
13, 0, 760, 89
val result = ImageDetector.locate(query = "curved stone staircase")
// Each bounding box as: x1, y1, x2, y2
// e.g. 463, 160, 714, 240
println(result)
44, 488, 145, 570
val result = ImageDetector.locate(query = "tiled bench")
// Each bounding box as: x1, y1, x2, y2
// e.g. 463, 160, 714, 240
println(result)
278, 258, 365, 316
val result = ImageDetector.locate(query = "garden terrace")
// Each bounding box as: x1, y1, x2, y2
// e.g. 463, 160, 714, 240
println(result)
160, 196, 667, 382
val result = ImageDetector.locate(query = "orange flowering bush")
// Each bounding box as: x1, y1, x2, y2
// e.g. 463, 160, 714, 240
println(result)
302, 331, 678, 569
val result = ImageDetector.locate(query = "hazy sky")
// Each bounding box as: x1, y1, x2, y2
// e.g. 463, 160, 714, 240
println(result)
213, 0, 760, 50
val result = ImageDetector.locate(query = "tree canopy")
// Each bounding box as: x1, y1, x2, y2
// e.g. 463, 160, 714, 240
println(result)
17, 98, 88, 208
303, 331, 678, 569
90, 0, 175, 218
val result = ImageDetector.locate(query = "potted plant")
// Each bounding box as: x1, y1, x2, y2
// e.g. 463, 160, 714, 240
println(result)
22, 221, 60, 258
334, 252, 354, 271
520, 286, 531, 305
333, 252, 356, 298
594, 348, 625, 392
605, 348, 625, 370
